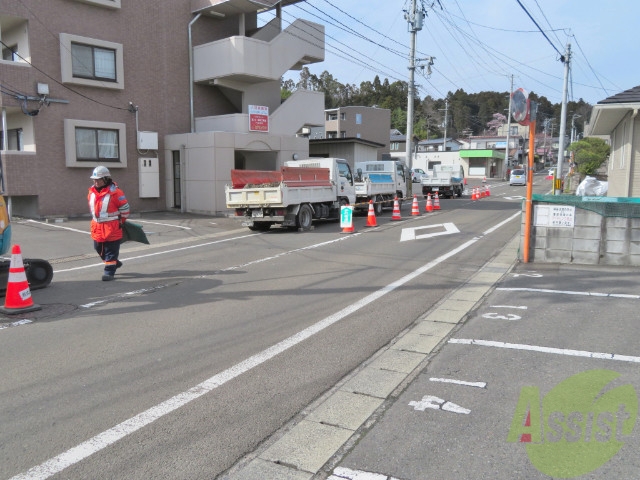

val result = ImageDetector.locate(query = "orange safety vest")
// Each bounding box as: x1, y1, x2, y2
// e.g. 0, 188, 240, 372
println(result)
88, 182, 130, 242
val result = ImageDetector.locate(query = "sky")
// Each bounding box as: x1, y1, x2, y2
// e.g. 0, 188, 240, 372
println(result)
264, 0, 640, 106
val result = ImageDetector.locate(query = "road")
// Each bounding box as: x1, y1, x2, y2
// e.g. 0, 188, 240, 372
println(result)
1, 179, 540, 479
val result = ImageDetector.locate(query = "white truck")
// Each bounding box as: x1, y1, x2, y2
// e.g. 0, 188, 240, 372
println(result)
353, 160, 408, 214
420, 163, 465, 198
225, 158, 356, 231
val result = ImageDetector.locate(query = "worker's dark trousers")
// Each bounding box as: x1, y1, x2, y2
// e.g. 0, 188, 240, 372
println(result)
94, 240, 121, 276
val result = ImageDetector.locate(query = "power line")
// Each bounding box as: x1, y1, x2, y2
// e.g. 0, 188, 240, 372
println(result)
515, 0, 565, 61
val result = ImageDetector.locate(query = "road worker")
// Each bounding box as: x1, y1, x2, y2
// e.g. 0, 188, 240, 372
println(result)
88, 166, 130, 281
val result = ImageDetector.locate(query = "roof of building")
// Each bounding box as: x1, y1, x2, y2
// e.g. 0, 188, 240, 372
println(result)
309, 137, 385, 148
417, 137, 461, 145
597, 85, 640, 104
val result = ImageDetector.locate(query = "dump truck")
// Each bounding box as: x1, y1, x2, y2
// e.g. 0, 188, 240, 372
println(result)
420, 163, 465, 198
353, 160, 407, 214
225, 158, 356, 231
0, 196, 53, 295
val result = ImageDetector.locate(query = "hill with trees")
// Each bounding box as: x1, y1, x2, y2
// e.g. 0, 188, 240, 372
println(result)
282, 68, 593, 140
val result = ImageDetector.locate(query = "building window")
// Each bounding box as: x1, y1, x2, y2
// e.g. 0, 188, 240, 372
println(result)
64, 119, 127, 168
340, 131, 346, 138
340, 112, 346, 120
327, 113, 337, 121
60, 33, 124, 89
391, 142, 399, 151
356, 113, 362, 125
0, 128, 23, 151
327, 131, 337, 139
75, 127, 119, 161
2, 44, 19, 62
71, 43, 116, 81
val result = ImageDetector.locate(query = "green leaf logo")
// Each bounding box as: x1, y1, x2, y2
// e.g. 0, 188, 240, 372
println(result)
525, 369, 637, 478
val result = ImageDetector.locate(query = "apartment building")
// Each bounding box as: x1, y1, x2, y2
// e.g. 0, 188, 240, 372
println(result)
323, 106, 390, 159
0, 0, 324, 218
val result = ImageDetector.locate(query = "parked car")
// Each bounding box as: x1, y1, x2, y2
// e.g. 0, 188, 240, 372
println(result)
411, 168, 427, 183
509, 169, 526, 186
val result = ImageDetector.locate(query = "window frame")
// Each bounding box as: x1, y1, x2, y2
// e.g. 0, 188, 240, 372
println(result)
64, 119, 127, 168
70, 42, 117, 82
60, 33, 124, 90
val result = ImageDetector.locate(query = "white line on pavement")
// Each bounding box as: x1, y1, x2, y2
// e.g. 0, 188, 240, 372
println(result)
429, 377, 487, 388
11, 216, 519, 480
25, 220, 90, 235
497, 287, 640, 299
448, 338, 640, 363
135, 220, 191, 230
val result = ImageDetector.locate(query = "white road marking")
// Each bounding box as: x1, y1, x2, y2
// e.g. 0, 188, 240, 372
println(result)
449, 338, 640, 363
135, 220, 191, 230
498, 287, 640, 299
482, 212, 521, 235
12, 216, 518, 480
409, 395, 470, 414
490, 305, 528, 309
331, 467, 398, 479
53, 234, 261, 273
429, 377, 487, 388
25, 220, 90, 235
482, 312, 521, 321
0, 319, 33, 330
400, 223, 459, 242
512, 272, 543, 277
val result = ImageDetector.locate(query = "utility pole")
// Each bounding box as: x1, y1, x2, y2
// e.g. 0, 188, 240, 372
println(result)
441, 98, 448, 152
405, 0, 423, 196
570, 114, 581, 145
555, 43, 571, 195
505, 74, 514, 171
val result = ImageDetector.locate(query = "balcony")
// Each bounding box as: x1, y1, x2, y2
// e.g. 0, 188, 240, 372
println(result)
193, 18, 324, 84
195, 89, 324, 135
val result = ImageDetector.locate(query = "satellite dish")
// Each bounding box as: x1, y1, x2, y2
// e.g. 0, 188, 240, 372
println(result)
511, 88, 530, 126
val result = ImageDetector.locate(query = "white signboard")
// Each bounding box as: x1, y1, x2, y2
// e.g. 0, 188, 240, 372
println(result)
534, 205, 575, 228
249, 105, 269, 132
340, 205, 353, 228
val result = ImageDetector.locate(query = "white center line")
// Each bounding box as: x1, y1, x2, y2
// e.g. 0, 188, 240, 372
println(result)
448, 338, 640, 363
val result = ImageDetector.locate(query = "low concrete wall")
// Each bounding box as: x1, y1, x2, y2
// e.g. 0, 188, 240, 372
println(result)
520, 197, 640, 266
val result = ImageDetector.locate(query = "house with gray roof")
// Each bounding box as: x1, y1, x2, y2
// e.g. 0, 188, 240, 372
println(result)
587, 85, 640, 197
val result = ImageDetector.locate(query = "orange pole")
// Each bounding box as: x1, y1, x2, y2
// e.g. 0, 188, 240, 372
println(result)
523, 120, 536, 263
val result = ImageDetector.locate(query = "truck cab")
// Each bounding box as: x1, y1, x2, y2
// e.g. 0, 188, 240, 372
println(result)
286, 158, 356, 205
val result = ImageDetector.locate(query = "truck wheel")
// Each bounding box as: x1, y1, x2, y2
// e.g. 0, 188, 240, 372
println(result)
248, 222, 272, 231
374, 196, 383, 215
296, 204, 313, 230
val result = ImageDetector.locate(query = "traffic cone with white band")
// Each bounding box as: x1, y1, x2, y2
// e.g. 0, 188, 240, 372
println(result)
391, 197, 402, 220
366, 200, 377, 227
0, 245, 41, 314
411, 196, 420, 216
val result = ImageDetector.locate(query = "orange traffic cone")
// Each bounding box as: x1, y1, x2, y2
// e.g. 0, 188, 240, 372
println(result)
391, 197, 402, 220
366, 200, 378, 227
486, 185, 490, 197
464, 177, 467, 185
433, 192, 440, 210
411, 195, 421, 216
472, 187, 478, 200
480, 186, 486, 198
425, 193, 433, 212
0, 245, 41, 314
482, 176, 487, 183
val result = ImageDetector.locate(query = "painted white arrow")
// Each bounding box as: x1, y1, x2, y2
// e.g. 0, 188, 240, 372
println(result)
400, 222, 460, 242
409, 395, 471, 414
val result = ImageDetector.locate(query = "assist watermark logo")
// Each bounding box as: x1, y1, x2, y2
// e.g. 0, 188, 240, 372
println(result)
507, 369, 637, 478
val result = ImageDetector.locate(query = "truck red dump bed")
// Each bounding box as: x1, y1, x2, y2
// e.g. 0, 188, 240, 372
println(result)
231, 167, 331, 189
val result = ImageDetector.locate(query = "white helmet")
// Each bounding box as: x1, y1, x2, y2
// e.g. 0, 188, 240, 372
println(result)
90, 166, 111, 179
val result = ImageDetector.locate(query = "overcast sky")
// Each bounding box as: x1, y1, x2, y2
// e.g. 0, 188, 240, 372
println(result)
269, 0, 637, 105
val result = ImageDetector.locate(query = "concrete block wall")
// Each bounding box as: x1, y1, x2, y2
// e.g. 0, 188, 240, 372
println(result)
520, 201, 640, 266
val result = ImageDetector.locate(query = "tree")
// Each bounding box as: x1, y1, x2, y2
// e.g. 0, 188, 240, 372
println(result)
486, 113, 507, 135
568, 137, 610, 175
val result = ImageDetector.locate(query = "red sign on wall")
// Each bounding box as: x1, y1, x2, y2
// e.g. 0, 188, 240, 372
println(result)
249, 105, 269, 132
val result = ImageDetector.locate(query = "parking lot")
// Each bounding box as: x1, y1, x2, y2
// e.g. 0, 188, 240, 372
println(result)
331, 263, 640, 479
